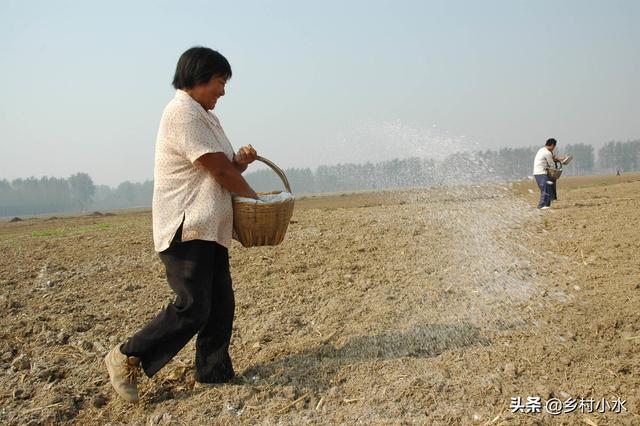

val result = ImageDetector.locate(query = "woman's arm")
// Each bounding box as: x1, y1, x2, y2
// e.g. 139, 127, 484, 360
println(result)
196, 153, 258, 199
232, 157, 248, 173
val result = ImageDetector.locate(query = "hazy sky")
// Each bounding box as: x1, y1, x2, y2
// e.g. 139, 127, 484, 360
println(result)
1, 0, 638, 186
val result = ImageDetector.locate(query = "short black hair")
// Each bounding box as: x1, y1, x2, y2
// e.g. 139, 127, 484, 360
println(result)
545, 138, 557, 146
172, 47, 232, 90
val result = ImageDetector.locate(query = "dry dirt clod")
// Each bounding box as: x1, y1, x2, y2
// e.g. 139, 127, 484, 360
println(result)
503, 363, 517, 378
225, 400, 245, 416
11, 354, 30, 371
92, 394, 108, 408
56, 331, 70, 345
147, 412, 178, 425
12, 388, 32, 400
36, 366, 65, 382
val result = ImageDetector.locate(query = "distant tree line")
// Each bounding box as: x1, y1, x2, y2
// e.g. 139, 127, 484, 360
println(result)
92, 180, 154, 210
597, 140, 640, 173
1, 139, 638, 216
247, 140, 639, 193
0, 173, 152, 217
0, 173, 95, 217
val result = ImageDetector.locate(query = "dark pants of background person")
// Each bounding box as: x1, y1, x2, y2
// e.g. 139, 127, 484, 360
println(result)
121, 225, 235, 382
535, 174, 552, 208
549, 178, 557, 201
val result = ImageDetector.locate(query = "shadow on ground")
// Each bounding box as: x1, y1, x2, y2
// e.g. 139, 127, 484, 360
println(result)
242, 323, 488, 392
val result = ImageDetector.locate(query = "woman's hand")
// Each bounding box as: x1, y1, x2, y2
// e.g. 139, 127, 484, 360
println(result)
234, 144, 257, 166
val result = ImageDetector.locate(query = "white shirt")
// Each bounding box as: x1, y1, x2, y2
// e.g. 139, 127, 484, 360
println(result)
152, 90, 235, 252
533, 147, 554, 175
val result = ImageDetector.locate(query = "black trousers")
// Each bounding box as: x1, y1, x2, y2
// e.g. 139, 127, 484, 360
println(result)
121, 227, 235, 382
549, 178, 558, 201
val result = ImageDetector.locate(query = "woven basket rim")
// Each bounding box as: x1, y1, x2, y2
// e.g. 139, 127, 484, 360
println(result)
233, 191, 294, 206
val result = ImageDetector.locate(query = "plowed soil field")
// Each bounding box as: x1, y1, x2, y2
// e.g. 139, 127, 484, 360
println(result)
1, 173, 639, 425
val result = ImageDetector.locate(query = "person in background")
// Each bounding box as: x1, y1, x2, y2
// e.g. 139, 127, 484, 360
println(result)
532, 138, 566, 209
104, 47, 259, 403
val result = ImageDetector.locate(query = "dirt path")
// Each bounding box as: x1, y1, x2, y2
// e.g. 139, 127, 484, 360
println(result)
0, 174, 638, 425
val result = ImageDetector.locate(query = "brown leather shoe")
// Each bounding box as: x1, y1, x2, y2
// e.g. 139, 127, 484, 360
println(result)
104, 345, 140, 403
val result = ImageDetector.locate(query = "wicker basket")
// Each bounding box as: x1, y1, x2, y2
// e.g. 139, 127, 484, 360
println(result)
546, 167, 563, 180
232, 156, 295, 248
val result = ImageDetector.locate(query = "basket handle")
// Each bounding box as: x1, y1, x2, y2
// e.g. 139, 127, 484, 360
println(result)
255, 155, 292, 193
